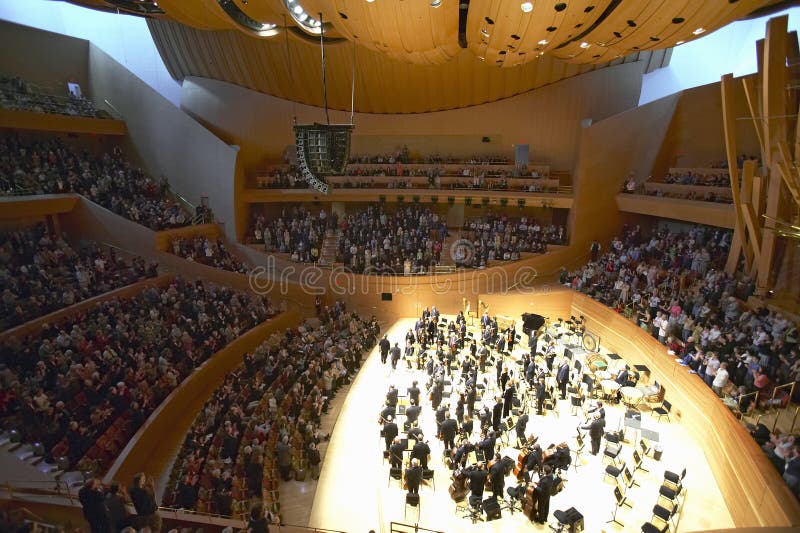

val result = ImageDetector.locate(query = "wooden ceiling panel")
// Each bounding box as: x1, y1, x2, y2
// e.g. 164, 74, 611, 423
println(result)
132, 0, 783, 112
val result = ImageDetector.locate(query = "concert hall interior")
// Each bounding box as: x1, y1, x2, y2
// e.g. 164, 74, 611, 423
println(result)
2, 2, 800, 533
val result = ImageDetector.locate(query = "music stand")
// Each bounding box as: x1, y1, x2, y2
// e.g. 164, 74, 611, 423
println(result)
640, 428, 660, 443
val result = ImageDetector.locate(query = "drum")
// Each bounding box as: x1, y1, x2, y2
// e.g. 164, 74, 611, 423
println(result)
586, 353, 607, 372
619, 386, 644, 408
600, 379, 621, 397
595, 370, 612, 381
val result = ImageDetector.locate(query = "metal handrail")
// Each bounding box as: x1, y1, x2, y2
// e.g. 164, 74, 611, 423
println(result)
769, 382, 796, 414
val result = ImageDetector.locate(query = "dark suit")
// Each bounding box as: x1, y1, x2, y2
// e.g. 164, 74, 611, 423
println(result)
440, 418, 458, 450
466, 468, 488, 499
533, 474, 553, 523
502, 384, 515, 417
492, 401, 503, 431
390, 441, 405, 469
384, 422, 399, 450
379, 338, 390, 363
535, 382, 546, 414
581, 418, 605, 454
489, 460, 505, 497
405, 465, 422, 494
515, 414, 529, 442
615, 370, 629, 386
406, 405, 421, 424
411, 441, 431, 469
479, 436, 496, 461
387, 388, 399, 407
556, 363, 570, 399
408, 385, 421, 405
78, 485, 110, 533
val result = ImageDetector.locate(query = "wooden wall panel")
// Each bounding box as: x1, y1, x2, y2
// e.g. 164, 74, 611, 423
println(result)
0, 110, 126, 136
0, 194, 79, 220
179, 60, 645, 178
615, 193, 736, 229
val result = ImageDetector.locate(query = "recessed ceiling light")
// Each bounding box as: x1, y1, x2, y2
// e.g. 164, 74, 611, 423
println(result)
693, 27, 705, 35
298, 12, 308, 21
672, 17, 685, 24
627, 20, 636, 27
511, 34, 520, 40
485, 17, 494, 24
293, 5, 303, 13
431, 0, 442, 7
613, 31, 622, 38
579, 42, 589, 48
538, 39, 548, 45
478, 56, 485, 61
521, 1, 533, 12
366, 0, 375, 3
676, 40, 685, 45
596, 41, 606, 46
481, 28, 490, 37
650, 36, 660, 41
546, 26, 557, 32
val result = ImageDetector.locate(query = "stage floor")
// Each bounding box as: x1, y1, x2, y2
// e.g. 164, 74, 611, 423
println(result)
308, 317, 733, 533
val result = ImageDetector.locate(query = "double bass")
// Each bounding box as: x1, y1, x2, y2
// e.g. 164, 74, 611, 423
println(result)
448, 467, 470, 502
522, 481, 538, 520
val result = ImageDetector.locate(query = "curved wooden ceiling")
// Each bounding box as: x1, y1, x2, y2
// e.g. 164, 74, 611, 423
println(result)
66, 0, 782, 112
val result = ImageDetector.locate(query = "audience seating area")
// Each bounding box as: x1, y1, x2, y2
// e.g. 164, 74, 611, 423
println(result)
0, 75, 106, 119
458, 214, 565, 266
167, 235, 249, 274
0, 277, 276, 475
162, 302, 379, 522
248, 207, 331, 263
0, 222, 158, 330
337, 204, 447, 274
565, 223, 799, 497
0, 135, 194, 230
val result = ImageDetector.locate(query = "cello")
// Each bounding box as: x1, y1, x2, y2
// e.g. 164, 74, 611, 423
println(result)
522, 481, 538, 520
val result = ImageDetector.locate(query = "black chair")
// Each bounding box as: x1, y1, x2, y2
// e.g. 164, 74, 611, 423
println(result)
659, 482, 683, 506
653, 400, 672, 422
652, 501, 678, 531
422, 468, 435, 490
641, 522, 669, 533
466, 494, 483, 523
603, 436, 622, 466
663, 467, 686, 490
607, 486, 631, 527
632, 449, 649, 474
604, 461, 626, 484
404, 492, 420, 521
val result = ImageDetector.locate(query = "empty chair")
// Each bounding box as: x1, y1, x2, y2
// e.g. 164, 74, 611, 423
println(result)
404, 492, 420, 521
641, 521, 669, 533
604, 461, 626, 484
663, 467, 686, 490
653, 400, 672, 422
652, 501, 678, 530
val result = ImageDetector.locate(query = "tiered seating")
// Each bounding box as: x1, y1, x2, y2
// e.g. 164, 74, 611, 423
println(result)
459, 214, 565, 266
0, 222, 158, 330
0, 134, 193, 229
167, 235, 249, 273
248, 207, 329, 263
0, 277, 276, 474
642, 167, 737, 204
337, 204, 447, 274
0, 76, 105, 119
163, 303, 379, 521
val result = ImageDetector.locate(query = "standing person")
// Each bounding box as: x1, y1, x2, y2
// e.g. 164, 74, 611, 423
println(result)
590, 241, 601, 262
78, 478, 110, 533
492, 397, 503, 431
383, 415, 399, 451
556, 360, 570, 399
404, 458, 423, 494
105, 481, 130, 532
276, 435, 293, 481
502, 381, 515, 417
247, 501, 270, 533
129, 473, 161, 532
533, 465, 554, 524
379, 335, 390, 364
489, 453, 505, 499
390, 343, 402, 370
440, 412, 458, 451
712, 362, 730, 396
581, 413, 605, 455
307, 442, 322, 480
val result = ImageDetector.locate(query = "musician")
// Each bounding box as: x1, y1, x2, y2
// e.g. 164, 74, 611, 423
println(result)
491, 397, 503, 431
383, 416, 399, 451
426, 355, 434, 376
408, 381, 421, 405
379, 402, 395, 423
545, 341, 557, 371
581, 412, 605, 455
535, 378, 546, 415
479, 407, 492, 431
528, 332, 538, 355
435, 403, 448, 433
466, 385, 477, 418
405, 458, 423, 494
478, 344, 489, 373
404, 344, 415, 369
386, 385, 398, 408
405, 328, 416, 346
556, 361, 570, 400
515, 413, 529, 442
587, 400, 605, 419
533, 465, 554, 524
478, 430, 496, 460
390, 343, 402, 369
461, 414, 474, 437
408, 426, 425, 443
406, 399, 421, 426
411, 437, 431, 470
502, 380, 515, 417
465, 463, 489, 506
453, 437, 473, 468
379, 335, 390, 365
489, 453, 506, 498
508, 326, 516, 352
525, 444, 543, 478
430, 382, 443, 410
440, 412, 458, 451
525, 358, 536, 384
496, 334, 506, 353
616, 365, 630, 386
389, 437, 405, 469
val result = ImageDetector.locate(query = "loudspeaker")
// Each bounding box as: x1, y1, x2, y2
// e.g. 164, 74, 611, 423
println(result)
381, 292, 392, 301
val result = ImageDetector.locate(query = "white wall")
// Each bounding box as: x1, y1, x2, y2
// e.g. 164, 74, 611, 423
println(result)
0, 0, 180, 106
640, 7, 800, 105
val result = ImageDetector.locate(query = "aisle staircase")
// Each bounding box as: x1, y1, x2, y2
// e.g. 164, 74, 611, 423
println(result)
319, 229, 340, 266
438, 231, 461, 267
